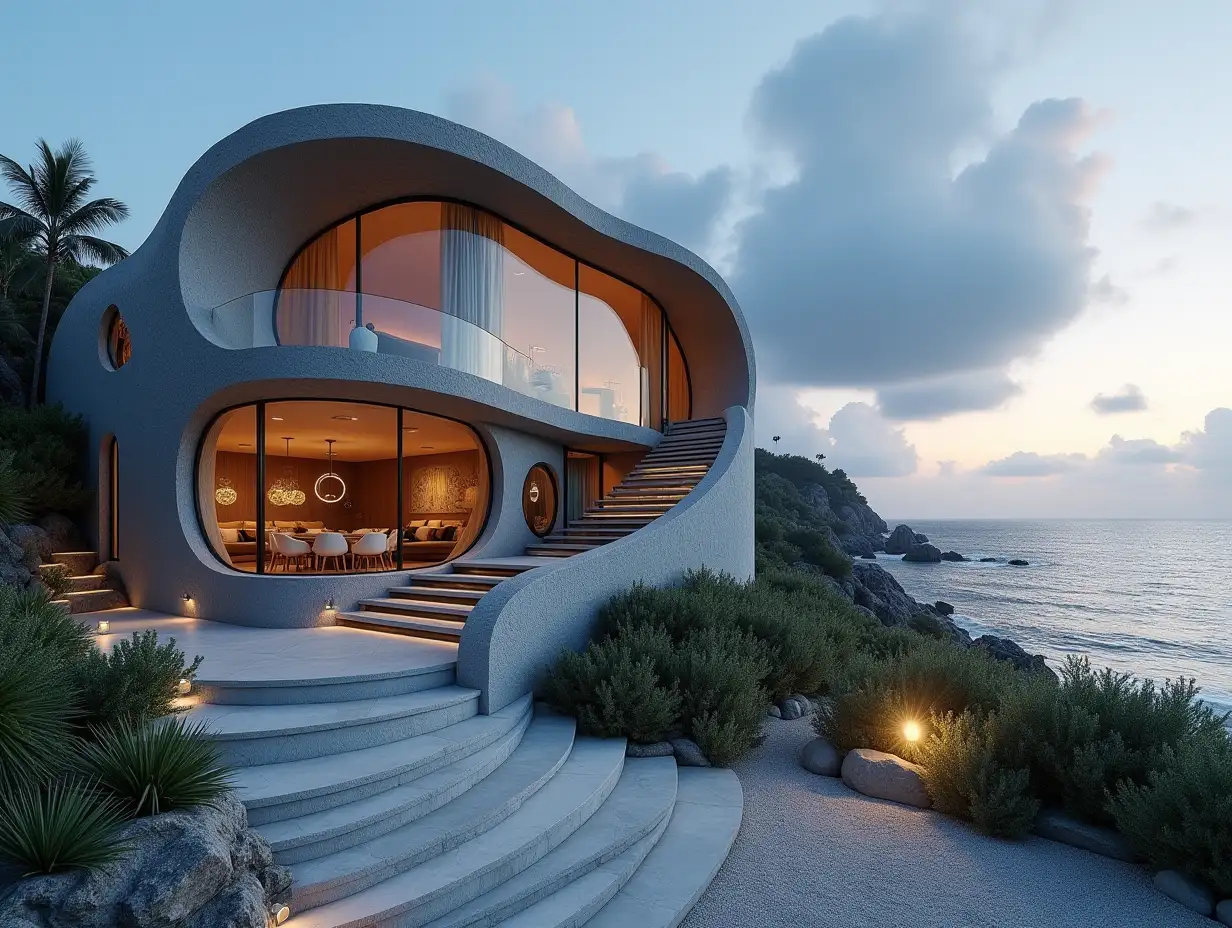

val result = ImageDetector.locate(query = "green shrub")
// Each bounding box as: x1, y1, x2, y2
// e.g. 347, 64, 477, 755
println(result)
0, 403, 89, 516
0, 450, 31, 526
917, 711, 1039, 838
540, 624, 680, 743
1109, 738, 1232, 896
0, 780, 129, 875
0, 585, 94, 664
38, 563, 72, 600
0, 645, 76, 792
79, 716, 232, 817
72, 630, 204, 730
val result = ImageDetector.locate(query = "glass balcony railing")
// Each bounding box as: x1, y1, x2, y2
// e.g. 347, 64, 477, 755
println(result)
205, 289, 575, 411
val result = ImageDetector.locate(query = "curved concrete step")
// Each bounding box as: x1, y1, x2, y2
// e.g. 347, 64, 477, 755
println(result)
584, 767, 744, 928
360, 598, 474, 619
389, 586, 488, 605
195, 656, 458, 706
239, 696, 533, 825
411, 573, 508, 590
267, 710, 553, 865
425, 756, 677, 928
290, 737, 627, 921
188, 685, 479, 765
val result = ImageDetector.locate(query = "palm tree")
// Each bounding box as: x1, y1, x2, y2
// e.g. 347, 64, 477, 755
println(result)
0, 140, 129, 407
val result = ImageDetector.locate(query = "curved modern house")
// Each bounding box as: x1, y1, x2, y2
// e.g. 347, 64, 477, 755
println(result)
47, 105, 753, 926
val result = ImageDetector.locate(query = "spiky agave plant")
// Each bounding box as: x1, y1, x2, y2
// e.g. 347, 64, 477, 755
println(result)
0, 450, 30, 527
0, 779, 129, 875
79, 716, 232, 817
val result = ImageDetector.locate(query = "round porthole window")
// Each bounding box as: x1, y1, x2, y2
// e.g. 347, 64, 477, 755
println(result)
102, 306, 132, 370
522, 464, 557, 537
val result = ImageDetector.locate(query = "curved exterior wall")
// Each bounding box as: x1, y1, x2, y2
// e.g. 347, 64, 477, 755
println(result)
45, 104, 755, 679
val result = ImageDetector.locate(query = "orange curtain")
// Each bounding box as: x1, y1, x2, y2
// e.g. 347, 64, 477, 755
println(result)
279, 229, 344, 346
667, 331, 691, 422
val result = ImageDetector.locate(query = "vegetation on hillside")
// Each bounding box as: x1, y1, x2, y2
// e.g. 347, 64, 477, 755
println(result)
754, 449, 859, 579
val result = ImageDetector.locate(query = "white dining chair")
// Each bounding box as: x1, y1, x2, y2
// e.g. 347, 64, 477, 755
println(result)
350, 531, 388, 571
271, 532, 311, 572
312, 532, 349, 572
384, 529, 399, 568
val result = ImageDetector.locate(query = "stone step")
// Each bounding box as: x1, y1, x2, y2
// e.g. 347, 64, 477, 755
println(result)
423, 756, 677, 928
265, 711, 566, 866
338, 612, 467, 642
388, 586, 488, 605
237, 696, 533, 826
289, 738, 627, 922
360, 598, 473, 620
61, 588, 128, 614
596, 498, 677, 509
651, 441, 723, 455
487, 821, 665, 928
452, 561, 537, 577
194, 654, 458, 706
584, 767, 744, 928
594, 493, 686, 503
49, 551, 96, 575
525, 543, 602, 556
65, 573, 106, 593
187, 685, 480, 766
665, 418, 725, 432
618, 477, 701, 488
411, 573, 508, 591
569, 518, 655, 529
637, 450, 719, 463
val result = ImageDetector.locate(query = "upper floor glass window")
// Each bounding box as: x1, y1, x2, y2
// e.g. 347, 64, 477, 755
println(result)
273, 200, 689, 430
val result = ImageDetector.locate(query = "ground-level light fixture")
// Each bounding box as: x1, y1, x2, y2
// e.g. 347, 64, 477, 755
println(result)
96, 620, 111, 634
269, 902, 290, 925
177, 678, 192, 696
182, 592, 193, 603
903, 720, 922, 743
324, 598, 336, 611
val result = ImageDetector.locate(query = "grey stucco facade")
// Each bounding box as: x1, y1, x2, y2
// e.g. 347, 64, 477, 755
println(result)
46, 104, 755, 711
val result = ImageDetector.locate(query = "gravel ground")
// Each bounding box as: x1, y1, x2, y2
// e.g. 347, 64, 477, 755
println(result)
683, 717, 1212, 928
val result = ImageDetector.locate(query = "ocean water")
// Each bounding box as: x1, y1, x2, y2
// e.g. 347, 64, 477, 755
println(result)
872, 519, 1232, 719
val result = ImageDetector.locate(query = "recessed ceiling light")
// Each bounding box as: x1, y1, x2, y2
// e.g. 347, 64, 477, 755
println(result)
238, 443, 253, 447
402, 427, 419, 433
420, 445, 435, 450
331, 415, 359, 421
270, 416, 284, 421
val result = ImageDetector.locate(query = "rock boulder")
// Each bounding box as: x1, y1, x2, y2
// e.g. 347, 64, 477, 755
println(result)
934, 601, 955, 616
1033, 809, 1135, 861
37, 513, 84, 553
841, 749, 931, 808
800, 737, 841, 777
1008, 558, 1029, 566
939, 550, 967, 562
1215, 898, 1232, 927
973, 635, 1056, 680
627, 741, 674, 758
978, 557, 998, 563
670, 738, 711, 767
1153, 870, 1215, 916
884, 524, 918, 555
902, 543, 942, 563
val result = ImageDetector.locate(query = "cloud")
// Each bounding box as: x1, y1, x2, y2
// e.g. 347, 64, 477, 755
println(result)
1096, 435, 1181, 466
820, 402, 919, 477
1090, 384, 1147, 414
1089, 274, 1129, 305
1178, 407, 1232, 472
729, 10, 1107, 395
877, 369, 1021, 420
1143, 201, 1195, 233
980, 451, 1085, 477
443, 79, 732, 253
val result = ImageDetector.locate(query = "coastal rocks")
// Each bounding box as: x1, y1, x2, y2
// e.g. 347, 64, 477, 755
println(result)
627, 741, 674, 758
884, 524, 918, 555
1008, 558, 1030, 566
800, 737, 841, 777
670, 737, 711, 767
851, 562, 919, 626
859, 552, 877, 559
0, 793, 290, 928
939, 550, 967, 562
1152, 870, 1215, 917
978, 557, 998, 563
973, 635, 1056, 680
935, 601, 955, 616
913, 532, 929, 543
837, 531, 877, 558
841, 749, 931, 809
902, 544, 942, 563
1033, 810, 1135, 862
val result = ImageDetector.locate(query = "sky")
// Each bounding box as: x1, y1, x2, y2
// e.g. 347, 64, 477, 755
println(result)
3, 0, 1230, 518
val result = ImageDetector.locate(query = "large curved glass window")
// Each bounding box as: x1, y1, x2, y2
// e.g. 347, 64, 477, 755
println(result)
198, 400, 489, 574
272, 201, 691, 429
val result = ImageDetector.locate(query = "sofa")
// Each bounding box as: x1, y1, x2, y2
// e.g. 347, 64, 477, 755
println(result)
217, 520, 326, 564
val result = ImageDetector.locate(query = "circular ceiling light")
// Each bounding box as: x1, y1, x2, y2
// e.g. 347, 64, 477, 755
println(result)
314, 439, 347, 503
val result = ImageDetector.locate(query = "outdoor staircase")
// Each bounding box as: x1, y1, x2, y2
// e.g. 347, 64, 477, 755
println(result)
185, 646, 742, 928
39, 550, 129, 614
338, 417, 727, 644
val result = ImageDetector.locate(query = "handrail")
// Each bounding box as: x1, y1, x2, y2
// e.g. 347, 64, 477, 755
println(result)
204, 288, 573, 410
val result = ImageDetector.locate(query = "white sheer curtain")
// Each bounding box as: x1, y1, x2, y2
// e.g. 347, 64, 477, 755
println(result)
440, 204, 504, 382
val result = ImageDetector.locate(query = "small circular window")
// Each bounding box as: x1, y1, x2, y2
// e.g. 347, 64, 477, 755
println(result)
105, 308, 132, 369
522, 464, 557, 537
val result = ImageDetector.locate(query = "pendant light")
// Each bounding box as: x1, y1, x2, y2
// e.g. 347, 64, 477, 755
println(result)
214, 476, 238, 506
314, 439, 347, 503
267, 437, 306, 507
